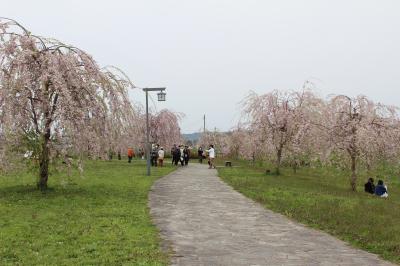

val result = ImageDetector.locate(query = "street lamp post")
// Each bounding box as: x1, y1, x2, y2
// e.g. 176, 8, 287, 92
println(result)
143, 87, 166, 176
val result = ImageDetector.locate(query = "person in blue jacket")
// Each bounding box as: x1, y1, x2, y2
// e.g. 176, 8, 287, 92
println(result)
374, 180, 388, 198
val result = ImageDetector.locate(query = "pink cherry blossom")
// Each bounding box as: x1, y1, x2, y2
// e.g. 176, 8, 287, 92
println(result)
0, 18, 136, 190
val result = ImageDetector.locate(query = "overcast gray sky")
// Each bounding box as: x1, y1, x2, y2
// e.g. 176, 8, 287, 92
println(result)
3, 0, 400, 133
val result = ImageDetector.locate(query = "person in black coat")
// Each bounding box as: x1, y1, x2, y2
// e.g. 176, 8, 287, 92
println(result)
172, 145, 181, 166
171, 145, 177, 165
198, 147, 203, 164
184, 146, 190, 166
364, 177, 375, 194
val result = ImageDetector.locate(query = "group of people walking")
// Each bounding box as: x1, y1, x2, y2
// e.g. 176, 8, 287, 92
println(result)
171, 145, 191, 166
126, 144, 216, 169
364, 178, 389, 198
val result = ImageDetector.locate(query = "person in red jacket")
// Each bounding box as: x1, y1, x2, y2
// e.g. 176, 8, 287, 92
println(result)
127, 148, 134, 163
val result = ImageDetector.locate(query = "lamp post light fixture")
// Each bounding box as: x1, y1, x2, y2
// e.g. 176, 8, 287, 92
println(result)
157, 91, 166, 101
143, 87, 166, 176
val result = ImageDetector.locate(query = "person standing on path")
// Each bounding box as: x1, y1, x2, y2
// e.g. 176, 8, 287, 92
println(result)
198, 147, 204, 164
171, 145, 176, 165
207, 144, 215, 169
158, 147, 165, 167
172, 145, 181, 166
183, 146, 190, 166
179, 145, 185, 166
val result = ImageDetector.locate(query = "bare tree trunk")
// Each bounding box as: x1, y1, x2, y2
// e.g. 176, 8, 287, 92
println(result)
350, 154, 357, 192
366, 157, 371, 173
38, 129, 50, 191
349, 124, 357, 192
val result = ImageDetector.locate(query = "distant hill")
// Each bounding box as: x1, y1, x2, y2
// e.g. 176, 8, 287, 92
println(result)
182, 132, 201, 142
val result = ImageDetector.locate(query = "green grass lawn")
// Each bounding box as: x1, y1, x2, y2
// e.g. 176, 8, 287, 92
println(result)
0, 159, 175, 265
218, 161, 400, 264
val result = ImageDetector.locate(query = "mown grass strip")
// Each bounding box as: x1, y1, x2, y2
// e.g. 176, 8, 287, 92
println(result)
0, 159, 175, 265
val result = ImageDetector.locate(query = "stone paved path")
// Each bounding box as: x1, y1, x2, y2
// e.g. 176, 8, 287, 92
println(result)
149, 164, 395, 266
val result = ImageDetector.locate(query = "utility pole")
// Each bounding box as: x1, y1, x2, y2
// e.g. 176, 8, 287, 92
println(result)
203, 114, 206, 133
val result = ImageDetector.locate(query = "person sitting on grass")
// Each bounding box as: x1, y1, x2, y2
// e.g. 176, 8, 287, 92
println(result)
364, 177, 375, 194
374, 180, 388, 198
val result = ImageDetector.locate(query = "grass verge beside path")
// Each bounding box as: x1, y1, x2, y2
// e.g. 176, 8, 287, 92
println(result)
0, 159, 175, 265
218, 162, 400, 264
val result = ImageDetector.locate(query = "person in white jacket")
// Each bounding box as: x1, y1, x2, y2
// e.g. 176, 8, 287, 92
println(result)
158, 147, 165, 167
207, 145, 215, 169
